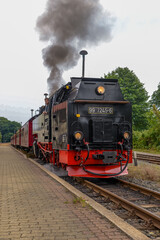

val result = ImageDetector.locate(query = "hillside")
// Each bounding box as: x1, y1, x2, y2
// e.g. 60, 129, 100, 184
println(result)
0, 117, 21, 142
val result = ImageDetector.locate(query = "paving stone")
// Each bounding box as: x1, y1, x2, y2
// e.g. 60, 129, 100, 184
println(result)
0, 145, 132, 240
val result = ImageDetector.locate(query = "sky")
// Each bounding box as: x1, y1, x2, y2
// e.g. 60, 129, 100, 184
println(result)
0, 0, 160, 124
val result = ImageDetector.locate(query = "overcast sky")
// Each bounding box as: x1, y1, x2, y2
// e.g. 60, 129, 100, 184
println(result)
0, 0, 160, 124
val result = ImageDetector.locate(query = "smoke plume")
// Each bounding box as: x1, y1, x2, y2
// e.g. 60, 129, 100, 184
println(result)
36, 0, 115, 94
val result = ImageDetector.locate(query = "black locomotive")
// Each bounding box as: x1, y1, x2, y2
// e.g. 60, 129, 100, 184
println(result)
11, 52, 132, 178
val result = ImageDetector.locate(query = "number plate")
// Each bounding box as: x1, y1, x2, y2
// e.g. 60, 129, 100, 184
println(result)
88, 107, 113, 114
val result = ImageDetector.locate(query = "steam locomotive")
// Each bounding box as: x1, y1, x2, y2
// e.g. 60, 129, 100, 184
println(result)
11, 75, 132, 178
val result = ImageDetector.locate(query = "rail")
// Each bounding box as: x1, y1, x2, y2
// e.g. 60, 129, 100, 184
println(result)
133, 151, 160, 165
75, 177, 160, 229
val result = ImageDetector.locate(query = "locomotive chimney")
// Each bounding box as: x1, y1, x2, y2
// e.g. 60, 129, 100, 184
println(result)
80, 50, 88, 78
31, 109, 34, 118
44, 93, 48, 99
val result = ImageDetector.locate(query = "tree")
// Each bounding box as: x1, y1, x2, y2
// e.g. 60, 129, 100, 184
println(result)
0, 117, 21, 142
104, 67, 149, 131
150, 82, 160, 108
133, 105, 160, 150
3, 132, 14, 143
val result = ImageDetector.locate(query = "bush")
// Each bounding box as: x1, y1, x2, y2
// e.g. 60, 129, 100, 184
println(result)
133, 106, 160, 151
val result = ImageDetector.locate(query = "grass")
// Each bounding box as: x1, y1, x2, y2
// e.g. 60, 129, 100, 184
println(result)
128, 162, 160, 185
73, 197, 87, 208
26, 152, 35, 158
133, 148, 160, 155
65, 197, 92, 209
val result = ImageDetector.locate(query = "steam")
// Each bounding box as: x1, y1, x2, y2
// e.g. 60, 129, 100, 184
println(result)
36, 0, 115, 94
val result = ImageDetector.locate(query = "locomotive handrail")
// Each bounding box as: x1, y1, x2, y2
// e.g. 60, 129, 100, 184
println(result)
37, 142, 53, 154
74, 100, 129, 104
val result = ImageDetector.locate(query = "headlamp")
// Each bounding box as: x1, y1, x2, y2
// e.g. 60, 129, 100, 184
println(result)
123, 131, 131, 140
74, 131, 83, 141
96, 86, 105, 95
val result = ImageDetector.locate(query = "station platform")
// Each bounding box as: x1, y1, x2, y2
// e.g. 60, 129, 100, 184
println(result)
0, 144, 131, 240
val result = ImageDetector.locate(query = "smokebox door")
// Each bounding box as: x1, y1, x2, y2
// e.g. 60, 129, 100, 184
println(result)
92, 119, 113, 143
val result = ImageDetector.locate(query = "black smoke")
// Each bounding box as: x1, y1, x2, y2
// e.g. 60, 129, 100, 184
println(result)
36, 0, 115, 94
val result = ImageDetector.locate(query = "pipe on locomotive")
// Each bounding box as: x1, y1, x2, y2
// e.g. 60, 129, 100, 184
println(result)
82, 141, 131, 177
83, 149, 130, 177
80, 50, 88, 78
31, 109, 34, 118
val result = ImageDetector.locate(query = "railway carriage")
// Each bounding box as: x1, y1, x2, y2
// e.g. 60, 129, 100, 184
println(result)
15, 129, 21, 146
20, 117, 34, 150
11, 135, 15, 146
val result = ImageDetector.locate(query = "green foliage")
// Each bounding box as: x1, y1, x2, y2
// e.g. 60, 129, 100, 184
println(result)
133, 106, 160, 150
104, 67, 149, 131
150, 82, 160, 108
73, 197, 87, 207
133, 130, 143, 149
0, 117, 21, 142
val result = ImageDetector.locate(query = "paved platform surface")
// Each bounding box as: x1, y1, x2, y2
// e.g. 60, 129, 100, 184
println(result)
0, 145, 131, 240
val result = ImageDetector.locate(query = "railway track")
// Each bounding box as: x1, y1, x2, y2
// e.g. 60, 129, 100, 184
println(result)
72, 177, 160, 232
134, 151, 160, 165
34, 154, 160, 233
